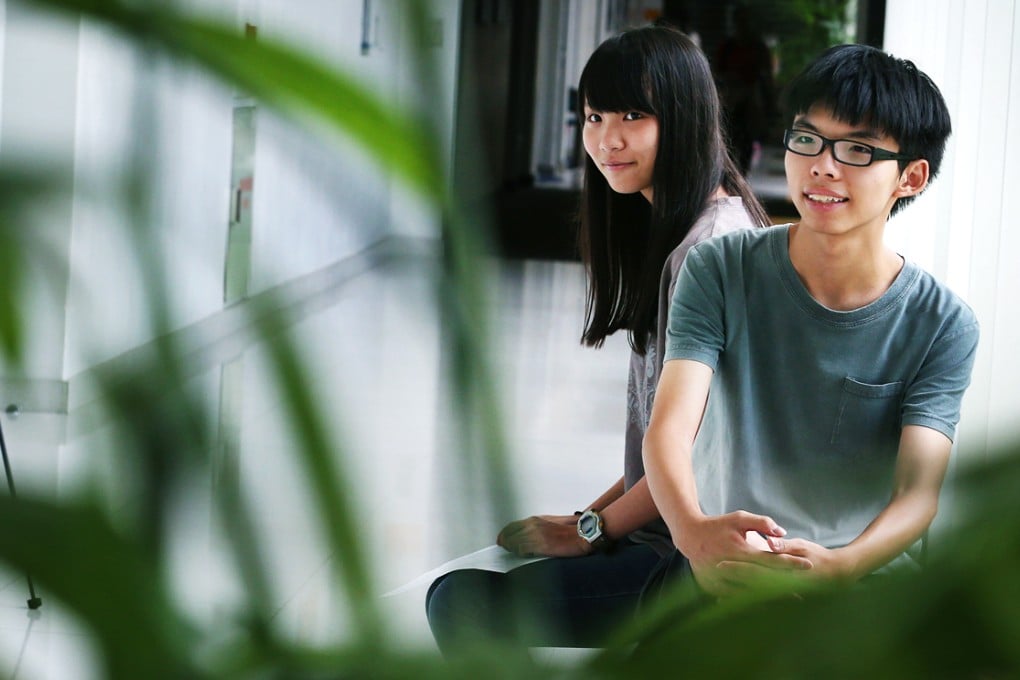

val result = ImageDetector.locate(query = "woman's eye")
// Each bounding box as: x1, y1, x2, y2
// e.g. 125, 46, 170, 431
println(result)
585, 113, 602, 124
624, 111, 645, 120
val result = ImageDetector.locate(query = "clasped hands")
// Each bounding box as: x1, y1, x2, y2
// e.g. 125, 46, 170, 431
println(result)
497, 514, 593, 558
679, 511, 848, 598
494, 510, 851, 596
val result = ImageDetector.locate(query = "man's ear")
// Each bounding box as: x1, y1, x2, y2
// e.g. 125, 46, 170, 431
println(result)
894, 159, 930, 198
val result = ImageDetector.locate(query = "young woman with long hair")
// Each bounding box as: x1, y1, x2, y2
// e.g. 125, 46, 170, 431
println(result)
426, 24, 769, 654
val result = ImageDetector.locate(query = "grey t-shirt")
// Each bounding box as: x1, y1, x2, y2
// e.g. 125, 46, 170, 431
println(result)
623, 197, 758, 554
664, 225, 979, 555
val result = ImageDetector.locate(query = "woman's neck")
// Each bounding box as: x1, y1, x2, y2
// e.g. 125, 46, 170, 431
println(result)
642, 184, 729, 205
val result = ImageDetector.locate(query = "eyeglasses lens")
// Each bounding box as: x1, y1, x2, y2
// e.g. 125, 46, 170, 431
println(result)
785, 131, 874, 167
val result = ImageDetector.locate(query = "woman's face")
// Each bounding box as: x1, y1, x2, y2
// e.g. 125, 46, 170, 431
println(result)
582, 103, 659, 203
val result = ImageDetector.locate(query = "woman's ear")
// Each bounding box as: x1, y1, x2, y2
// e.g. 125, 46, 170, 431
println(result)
894, 159, 930, 198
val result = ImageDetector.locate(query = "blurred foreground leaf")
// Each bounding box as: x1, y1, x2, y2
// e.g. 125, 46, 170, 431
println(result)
0, 494, 201, 679
587, 445, 1020, 679
252, 296, 384, 647
34, 0, 442, 202
0, 166, 71, 362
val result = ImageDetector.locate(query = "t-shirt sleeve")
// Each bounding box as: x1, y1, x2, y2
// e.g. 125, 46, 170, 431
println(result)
664, 244, 725, 369
900, 315, 980, 442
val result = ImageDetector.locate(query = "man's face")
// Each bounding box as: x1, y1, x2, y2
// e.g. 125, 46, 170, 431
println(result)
784, 106, 920, 240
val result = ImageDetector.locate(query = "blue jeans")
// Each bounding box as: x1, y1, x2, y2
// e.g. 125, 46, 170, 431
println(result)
425, 539, 663, 654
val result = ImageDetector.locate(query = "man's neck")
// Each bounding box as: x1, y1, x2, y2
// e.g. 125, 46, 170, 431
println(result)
787, 224, 904, 311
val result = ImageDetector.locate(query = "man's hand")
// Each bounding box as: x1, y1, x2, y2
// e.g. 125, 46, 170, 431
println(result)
678, 511, 813, 597
497, 515, 591, 558
714, 535, 852, 595
763, 536, 850, 583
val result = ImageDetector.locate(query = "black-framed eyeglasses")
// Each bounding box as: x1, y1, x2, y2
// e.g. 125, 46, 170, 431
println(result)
783, 129, 915, 167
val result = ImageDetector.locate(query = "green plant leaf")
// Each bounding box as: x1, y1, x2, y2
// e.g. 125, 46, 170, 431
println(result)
0, 494, 203, 679
0, 166, 70, 362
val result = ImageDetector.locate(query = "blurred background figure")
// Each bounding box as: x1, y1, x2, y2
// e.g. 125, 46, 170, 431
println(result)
714, 4, 776, 174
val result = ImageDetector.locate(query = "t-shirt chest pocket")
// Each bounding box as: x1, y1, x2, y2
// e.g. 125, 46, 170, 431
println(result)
830, 377, 904, 457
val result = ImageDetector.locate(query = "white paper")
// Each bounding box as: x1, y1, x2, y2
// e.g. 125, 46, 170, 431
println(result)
383, 545, 547, 598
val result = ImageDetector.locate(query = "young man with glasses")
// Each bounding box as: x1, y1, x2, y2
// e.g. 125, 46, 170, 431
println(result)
642, 44, 979, 598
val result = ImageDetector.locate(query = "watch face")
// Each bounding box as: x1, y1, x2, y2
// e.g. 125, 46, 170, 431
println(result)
578, 510, 603, 542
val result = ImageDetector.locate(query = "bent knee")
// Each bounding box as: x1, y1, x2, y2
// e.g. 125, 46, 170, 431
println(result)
426, 569, 499, 623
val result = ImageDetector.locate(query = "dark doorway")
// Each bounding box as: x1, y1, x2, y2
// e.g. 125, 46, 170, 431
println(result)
452, 0, 578, 260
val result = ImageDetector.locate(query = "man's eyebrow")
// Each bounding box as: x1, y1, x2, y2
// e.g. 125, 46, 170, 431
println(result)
792, 117, 883, 141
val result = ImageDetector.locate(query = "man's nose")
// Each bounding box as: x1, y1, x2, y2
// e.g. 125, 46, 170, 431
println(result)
811, 142, 841, 177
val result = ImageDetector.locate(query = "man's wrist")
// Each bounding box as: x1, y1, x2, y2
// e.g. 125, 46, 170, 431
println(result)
673, 510, 708, 554
830, 546, 864, 583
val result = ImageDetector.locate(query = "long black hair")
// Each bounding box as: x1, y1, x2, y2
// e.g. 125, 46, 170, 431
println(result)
578, 26, 768, 354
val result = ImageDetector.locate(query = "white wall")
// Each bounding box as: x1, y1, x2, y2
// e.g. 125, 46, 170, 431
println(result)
0, 1, 77, 390
64, 21, 234, 378
883, 0, 1020, 462
0, 1, 4, 125
0, 1, 460, 407
387, 0, 461, 241
247, 1, 388, 292
248, 0, 460, 291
